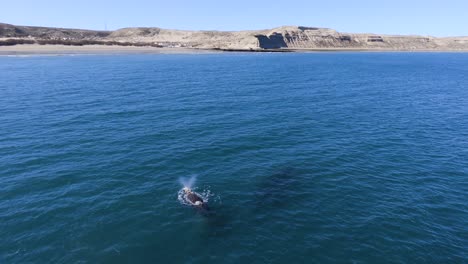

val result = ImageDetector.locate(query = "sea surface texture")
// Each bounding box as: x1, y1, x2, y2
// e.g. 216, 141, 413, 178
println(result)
0, 53, 467, 263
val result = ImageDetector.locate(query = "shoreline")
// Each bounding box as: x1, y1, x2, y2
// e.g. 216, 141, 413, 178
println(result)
0, 44, 219, 56
1, 44, 468, 56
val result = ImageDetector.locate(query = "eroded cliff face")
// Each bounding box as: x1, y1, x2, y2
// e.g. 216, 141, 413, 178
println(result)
1, 22, 468, 51
253, 26, 467, 50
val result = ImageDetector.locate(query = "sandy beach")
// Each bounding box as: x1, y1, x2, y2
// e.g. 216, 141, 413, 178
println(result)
3, 44, 468, 56
0, 44, 218, 55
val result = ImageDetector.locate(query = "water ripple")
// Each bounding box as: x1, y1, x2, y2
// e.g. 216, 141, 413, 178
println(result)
0, 53, 467, 263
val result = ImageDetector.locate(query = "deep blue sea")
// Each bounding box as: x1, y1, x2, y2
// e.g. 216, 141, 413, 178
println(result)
1, 52, 467, 263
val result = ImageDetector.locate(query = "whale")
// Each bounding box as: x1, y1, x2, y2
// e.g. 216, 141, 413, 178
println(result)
183, 187, 209, 211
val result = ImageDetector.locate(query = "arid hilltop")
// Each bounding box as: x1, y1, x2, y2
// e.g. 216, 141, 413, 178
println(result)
1, 22, 468, 51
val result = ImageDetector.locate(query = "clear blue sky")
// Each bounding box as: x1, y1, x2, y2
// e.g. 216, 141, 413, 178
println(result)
3, 0, 468, 36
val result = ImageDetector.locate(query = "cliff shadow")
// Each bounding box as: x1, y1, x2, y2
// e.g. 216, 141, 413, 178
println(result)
255, 33, 288, 49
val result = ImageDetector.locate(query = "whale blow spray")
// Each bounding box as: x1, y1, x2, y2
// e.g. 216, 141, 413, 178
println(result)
179, 175, 197, 190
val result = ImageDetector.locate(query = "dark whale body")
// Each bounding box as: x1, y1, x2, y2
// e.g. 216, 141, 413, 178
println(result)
184, 188, 209, 211
187, 192, 204, 204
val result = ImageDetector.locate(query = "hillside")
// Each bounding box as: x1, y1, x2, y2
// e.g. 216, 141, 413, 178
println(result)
1, 23, 468, 51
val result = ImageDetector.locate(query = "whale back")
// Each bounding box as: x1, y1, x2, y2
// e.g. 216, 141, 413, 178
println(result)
187, 192, 204, 204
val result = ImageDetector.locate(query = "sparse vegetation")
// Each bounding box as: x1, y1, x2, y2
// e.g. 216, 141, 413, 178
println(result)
0, 39, 35, 46
0, 38, 164, 47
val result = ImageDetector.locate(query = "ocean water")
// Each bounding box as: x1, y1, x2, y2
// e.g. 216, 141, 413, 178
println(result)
0, 52, 467, 263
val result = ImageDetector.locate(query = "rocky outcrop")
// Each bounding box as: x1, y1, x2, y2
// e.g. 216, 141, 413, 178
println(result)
1, 23, 468, 51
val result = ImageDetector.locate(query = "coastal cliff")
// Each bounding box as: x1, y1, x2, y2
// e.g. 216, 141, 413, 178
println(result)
1, 23, 468, 51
